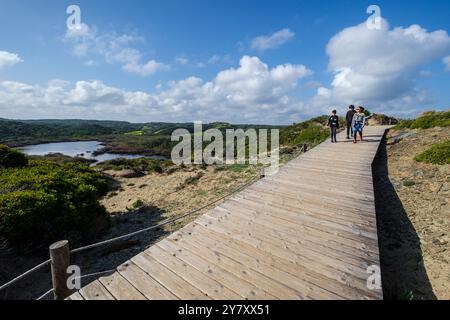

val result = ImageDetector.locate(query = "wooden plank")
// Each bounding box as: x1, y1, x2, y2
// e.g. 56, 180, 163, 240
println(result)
145, 244, 242, 299
156, 239, 278, 300
67, 292, 84, 300
132, 253, 210, 300
98, 271, 147, 300
79, 280, 115, 300
212, 205, 379, 264
117, 261, 178, 300
195, 214, 374, 290
173, 224, 375, 300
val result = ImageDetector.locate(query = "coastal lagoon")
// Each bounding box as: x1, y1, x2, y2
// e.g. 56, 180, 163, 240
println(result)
18, 141, 167, 164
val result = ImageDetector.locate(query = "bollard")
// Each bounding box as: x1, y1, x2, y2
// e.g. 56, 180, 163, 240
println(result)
49, 240, 73, 300
259, 167, 265, 179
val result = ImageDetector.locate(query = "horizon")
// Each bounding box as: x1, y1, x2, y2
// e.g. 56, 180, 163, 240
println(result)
0, 0, 449, 124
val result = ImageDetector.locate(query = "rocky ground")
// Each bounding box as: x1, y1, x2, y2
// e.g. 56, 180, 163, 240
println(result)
373, 127, 449, 300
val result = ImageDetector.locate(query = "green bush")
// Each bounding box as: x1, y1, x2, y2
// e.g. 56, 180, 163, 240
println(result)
395, 111, 450, 130
98, 157, 170, 174
403, 180, 416, 187
414, 140, 450, 165
0, 145, 28, 168
280, 115, 329, 147
0, 160, 109, 248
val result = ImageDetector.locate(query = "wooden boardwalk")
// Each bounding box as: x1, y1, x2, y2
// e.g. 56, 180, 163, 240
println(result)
69, 126, 389, 300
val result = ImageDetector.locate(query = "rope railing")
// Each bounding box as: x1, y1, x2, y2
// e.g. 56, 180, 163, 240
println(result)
0, 175, 260, 298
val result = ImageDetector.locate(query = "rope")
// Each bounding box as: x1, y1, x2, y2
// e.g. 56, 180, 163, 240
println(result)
36, 288, 54, 301
0, 259, 51, 293
33, 269, 116, 301
76, 269, 116, 280
0, 175, 258, 294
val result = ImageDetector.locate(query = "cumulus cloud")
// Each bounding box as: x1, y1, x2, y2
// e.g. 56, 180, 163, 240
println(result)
312, 19, 450, 115
251, 28, 295, 52
123, 60, 170, 76
64, 24, 169, 76
0, 51, 23, 69
0, 56, 312, 123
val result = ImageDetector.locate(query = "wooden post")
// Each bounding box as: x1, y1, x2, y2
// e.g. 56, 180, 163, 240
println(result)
49, 240, 72, 300
259, 167, 265, 179
302, 144, 308, 153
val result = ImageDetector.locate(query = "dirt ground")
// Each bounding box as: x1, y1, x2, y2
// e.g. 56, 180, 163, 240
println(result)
101, 164, 259, 233
373, 127, 449, 300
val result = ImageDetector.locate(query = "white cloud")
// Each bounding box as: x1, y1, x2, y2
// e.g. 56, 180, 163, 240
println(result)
0, 56, 312, 124
123, 60, 170, 76
0, 51, 23, 69
312, 19, 450, 115
65, 23, 93, 39
251, 28, 295, 52
444, 55, 450, 71
64, 24, 168, 76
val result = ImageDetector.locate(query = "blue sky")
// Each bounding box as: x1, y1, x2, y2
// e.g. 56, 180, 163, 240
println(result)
0, 0, 449, 124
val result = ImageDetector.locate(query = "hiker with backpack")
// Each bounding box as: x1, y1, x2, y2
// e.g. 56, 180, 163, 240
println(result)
327, 109, 340, 143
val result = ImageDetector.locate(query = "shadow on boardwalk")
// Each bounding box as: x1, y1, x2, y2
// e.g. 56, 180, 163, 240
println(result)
372, 135, 436, 300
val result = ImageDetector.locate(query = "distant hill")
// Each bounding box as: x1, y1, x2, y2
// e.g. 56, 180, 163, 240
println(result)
0, 118, 284, 147
0, 119, 135, 146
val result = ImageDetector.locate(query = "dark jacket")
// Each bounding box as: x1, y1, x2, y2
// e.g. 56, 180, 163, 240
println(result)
327, 115, 339, 128
346, 110, 356, 124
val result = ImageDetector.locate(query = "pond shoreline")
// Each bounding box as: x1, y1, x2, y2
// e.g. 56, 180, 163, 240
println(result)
17, 140, 169, 165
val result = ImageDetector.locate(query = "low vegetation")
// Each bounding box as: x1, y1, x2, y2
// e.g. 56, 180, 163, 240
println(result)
0, 144, 28, 169
414, 140, 450, 165
280, 115, 330, 147
97, 157, 174, 174
0, 146, 109, 249
395, 111, 450, 130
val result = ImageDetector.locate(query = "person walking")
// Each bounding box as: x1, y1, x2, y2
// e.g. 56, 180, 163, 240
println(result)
345, 105, 356, 139
351, 106, 366, 143
327, 109, 340, 143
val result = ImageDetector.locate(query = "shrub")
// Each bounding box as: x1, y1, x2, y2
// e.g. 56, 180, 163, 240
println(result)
403, 180, 416, 187
0, 145, 28, 168
414, 140, 450, 165
98, 157, 170, 174
280, 116, 329, 147
0, 160, 109, 248
395, 111, 450, 130
126, 199, 145, 212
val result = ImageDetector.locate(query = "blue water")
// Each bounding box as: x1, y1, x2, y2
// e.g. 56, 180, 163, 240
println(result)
18, 141, 167, 164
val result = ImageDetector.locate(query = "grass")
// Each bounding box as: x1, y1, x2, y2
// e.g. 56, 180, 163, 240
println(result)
414, 140, 450, 165
175, 172, 205, 191
395, 111, 450, 130
124, 130, 144, 136
280, 115, 330, 147
403, 180, 416, 187
224, 164, 250, 173
127, 199, 145, 212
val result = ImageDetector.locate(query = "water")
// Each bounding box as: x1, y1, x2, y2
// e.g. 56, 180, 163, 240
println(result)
18, 141, 167, 164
